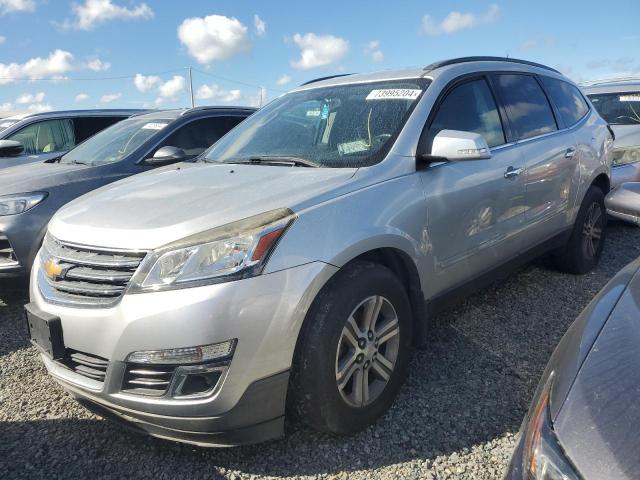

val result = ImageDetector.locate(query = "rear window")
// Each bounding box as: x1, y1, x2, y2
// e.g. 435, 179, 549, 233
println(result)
588, 92, 640, 125
540, 77, 589, 127
495, 74, 558, 141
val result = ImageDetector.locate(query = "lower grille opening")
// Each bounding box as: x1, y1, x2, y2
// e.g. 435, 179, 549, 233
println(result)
0, 236, 19, 268
59, 349, 109, 382
122, 364, 175, 396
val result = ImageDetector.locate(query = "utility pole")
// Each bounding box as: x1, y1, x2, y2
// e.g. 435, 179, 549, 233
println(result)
259, 86, 264, 107
188, 66, 195, 108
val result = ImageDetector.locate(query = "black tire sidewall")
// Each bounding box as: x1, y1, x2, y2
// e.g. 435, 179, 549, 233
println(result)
290, 261, 413, 434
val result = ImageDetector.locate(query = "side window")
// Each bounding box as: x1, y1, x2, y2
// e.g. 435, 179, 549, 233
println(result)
7, 119, 75, 155
495, 74, 557, 140
159, 116, 245, 159
74, 116, 125, 144
428, 78, 505, 149
540, 77, 589, 127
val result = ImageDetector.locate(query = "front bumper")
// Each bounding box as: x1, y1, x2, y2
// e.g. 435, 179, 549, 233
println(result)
605, 182, 640, 226
31, 260, 338, 445
0, 206, 49, 277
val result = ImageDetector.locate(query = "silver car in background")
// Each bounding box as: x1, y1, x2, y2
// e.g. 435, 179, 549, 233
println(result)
26, 57, 613, 446
583, 78, 640, 185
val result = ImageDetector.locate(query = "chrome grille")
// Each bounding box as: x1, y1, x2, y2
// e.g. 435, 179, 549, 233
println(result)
39, 234, 147, 308
122, 365, 175, 396
60, 350, 109, 382
0, 236, 19, 268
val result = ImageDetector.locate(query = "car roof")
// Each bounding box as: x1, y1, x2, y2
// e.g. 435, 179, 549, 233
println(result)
293, 56, 565, 91
581, 78, 640, 95
129, 106, 257, 121
8, 109, 147, 120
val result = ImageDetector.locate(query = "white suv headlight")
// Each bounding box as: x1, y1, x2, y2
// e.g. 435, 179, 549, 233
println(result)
0, 192, 47, 216
129, 208, 295, 292
612, 146, 640, 166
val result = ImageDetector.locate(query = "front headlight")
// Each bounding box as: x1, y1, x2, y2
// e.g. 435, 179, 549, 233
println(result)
129, 208, 295, 292
0, 192, 47, 216
612, 146, 640, 166
522, 377, 581, 479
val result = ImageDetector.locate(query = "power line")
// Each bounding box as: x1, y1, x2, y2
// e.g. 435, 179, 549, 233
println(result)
191, 67, 286, 93
0, 68, 186, 82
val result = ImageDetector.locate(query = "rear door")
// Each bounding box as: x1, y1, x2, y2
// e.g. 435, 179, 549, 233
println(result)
492, 73, 580, 245
419, 76, 527, 292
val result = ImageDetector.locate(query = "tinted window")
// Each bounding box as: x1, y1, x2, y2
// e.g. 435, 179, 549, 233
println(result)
204, 79, 429, 168
541, 77, 589, 127
160, 116, 245, 159
588, 92, 640, 125
74, 116, 125, 143
61, 117, 172, 165
7, 118, 75, 154
496, 74, 557, 140
428, 78, 505, 148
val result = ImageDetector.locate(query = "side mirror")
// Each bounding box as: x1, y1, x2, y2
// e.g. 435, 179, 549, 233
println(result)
145, 146, 187, 165
0, 139, 24, 157
419, 130, 491, 164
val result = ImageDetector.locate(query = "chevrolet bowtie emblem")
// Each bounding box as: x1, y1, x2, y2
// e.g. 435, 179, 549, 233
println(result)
44, 259, 66, 281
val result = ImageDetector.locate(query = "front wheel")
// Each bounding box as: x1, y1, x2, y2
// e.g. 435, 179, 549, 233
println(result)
289, 261, 413, 434
554, 185, 607, 274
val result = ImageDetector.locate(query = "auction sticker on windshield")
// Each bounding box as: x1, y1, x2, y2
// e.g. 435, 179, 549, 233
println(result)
141, 122, 168, 130
619, 94, 640, 102
366, 89, 422, 101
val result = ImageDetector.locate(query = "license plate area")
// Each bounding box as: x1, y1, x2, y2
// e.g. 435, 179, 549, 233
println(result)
25, 303, 65, 360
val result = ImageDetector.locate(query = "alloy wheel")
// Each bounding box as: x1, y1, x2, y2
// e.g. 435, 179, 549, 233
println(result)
335, 295, 400, 408
582, 201, 603, 259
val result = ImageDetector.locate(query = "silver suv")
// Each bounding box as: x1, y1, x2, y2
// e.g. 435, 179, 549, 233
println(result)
26, 57, 613, 447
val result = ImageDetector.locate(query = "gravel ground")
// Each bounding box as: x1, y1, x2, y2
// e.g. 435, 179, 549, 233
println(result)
2, 222, 640, 480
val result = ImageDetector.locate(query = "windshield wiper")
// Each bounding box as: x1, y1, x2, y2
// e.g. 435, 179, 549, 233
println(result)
223, 156, 321, 168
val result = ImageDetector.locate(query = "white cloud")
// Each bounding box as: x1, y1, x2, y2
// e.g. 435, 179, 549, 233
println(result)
0, 102, 13, 111
27, 103, 52, 112
290, 33, 349, 70
15, 91, 45, 104
365, 40, 384, 62
422, 4, 499, 36
0, 0, 35, 15
133, 73, 160, 92
195, 83, 242, 102
0, 35, 6, 45
276, 74, 292, 86
66, 0, 153, 30
100, 92, 121, 103
75, 93, 89, 102
158, 75, 185, 98
177, 14, 250, 64
253, 14, 266, 36
0, 49, 75, 85
86, 58, 110, 71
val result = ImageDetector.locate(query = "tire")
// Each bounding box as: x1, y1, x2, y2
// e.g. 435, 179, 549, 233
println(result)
288, 261, 413, 435
554, 185, 607, 274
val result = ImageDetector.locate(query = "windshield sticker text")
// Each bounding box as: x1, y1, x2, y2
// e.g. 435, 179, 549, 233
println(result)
338, 140, 370, 155
142, 122, 168, 130
366, 89, 422, 101
619, 94, 640, 102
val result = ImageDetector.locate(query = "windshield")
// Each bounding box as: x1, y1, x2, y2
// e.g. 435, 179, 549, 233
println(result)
204, 79, 429, 168
588, 92, 640, 125
0, 119, 19, 134
61, 117, 172, 165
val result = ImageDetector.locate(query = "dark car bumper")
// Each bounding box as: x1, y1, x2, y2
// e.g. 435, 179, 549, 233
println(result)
62, 370, 290, 447
0, 206, 49, 278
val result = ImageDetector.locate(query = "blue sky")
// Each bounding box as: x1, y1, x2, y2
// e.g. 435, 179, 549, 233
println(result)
0, 0, 638, 114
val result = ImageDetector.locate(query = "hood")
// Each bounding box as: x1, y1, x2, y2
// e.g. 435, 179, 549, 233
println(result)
554, 267, 640, 480
49, 162, 358, 250
610, 124, 640, 149
0, 161, 87, 194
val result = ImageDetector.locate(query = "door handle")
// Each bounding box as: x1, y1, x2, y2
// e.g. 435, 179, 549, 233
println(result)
504, 166, 523, 179
565, 147, 577, 158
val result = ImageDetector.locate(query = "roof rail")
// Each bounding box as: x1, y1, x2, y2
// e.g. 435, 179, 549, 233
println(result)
300, 73, 355, 86
423, 56, 560, 74
22, 108, 146, 118
178, 105, 257, 116
579, 76, 640, 87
